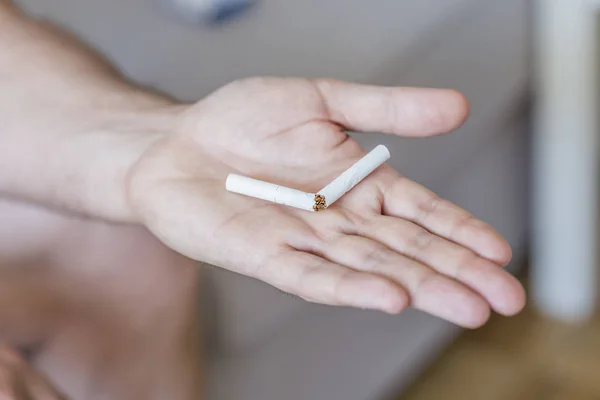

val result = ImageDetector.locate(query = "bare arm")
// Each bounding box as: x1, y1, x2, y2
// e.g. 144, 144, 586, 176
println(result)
0, 1, 177, 221
0, 0, 525, 327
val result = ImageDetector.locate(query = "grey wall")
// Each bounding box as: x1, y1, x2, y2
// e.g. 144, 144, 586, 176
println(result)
17, 0, 471, 100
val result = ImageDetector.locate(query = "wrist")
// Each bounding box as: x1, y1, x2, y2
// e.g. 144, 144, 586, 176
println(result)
78, 101, 186, 223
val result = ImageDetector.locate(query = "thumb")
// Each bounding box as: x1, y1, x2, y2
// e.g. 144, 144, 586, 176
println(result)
314, 79, 469, 137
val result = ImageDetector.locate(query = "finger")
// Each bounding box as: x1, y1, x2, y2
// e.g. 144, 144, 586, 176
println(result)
0, 346, 65, 400
258, 250, 409, 314
358, 215, 526, 316
28, 377, 67, 400
16, 360, 67, 400
314, 79, 469, 137
378, 172, 512, 265
315, 235, 491, 328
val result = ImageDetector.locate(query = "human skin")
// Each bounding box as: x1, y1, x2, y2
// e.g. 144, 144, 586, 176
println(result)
0, 343, 67, 399
0, 1, 525, 325
0, 0, 525, 397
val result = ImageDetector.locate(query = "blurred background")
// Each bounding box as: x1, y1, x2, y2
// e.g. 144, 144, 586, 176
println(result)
15, 0, 600, 398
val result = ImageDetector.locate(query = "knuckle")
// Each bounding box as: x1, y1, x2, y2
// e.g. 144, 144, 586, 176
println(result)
452, 249, 478, 278
361, 246, 392, 272
386, 88, 402, 134
394, 258, 429, 294
336, 208, 367, 233
309, 209, 354, 240
419, 194, 442, 213
449, 212, 475, 238
296, 226, 327, 254
417, 195, 443, 225
295, 259, 337, 303
411, 270, 438, 296
407, 228, 435, 252
331, 270, 354, 305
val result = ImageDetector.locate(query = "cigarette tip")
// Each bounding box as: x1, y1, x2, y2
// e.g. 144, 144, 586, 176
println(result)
375, 144, 391, 158
225, 173, 240, 191
313, 194, 327, 212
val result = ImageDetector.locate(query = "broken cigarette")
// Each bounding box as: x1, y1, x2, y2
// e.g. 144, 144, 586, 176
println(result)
316, 144, 391, 208
225, 174, 316, 211
225, 145, 391, 211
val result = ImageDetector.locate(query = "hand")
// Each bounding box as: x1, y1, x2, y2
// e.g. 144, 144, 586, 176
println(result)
0, 344, 65, 399
0, 197, 202, 400
128, 77, 526, 328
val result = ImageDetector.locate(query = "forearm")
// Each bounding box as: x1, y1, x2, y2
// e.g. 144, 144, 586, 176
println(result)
0, 3, 179, 221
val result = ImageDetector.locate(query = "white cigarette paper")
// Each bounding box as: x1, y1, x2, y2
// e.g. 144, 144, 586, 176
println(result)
225, 144, 391, 211
225, 174, 315, 211
317, 144, 390, 207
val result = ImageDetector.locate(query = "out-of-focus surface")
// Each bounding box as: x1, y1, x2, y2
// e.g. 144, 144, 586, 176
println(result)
399, 293, 600, 400
529, 0, 599, 323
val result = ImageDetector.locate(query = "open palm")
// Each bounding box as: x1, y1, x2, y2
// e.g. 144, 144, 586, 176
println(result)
128, 77, 525, 328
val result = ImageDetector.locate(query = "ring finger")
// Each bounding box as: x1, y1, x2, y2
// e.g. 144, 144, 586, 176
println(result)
357, 215, 526, 316
313, 234, 491, 328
